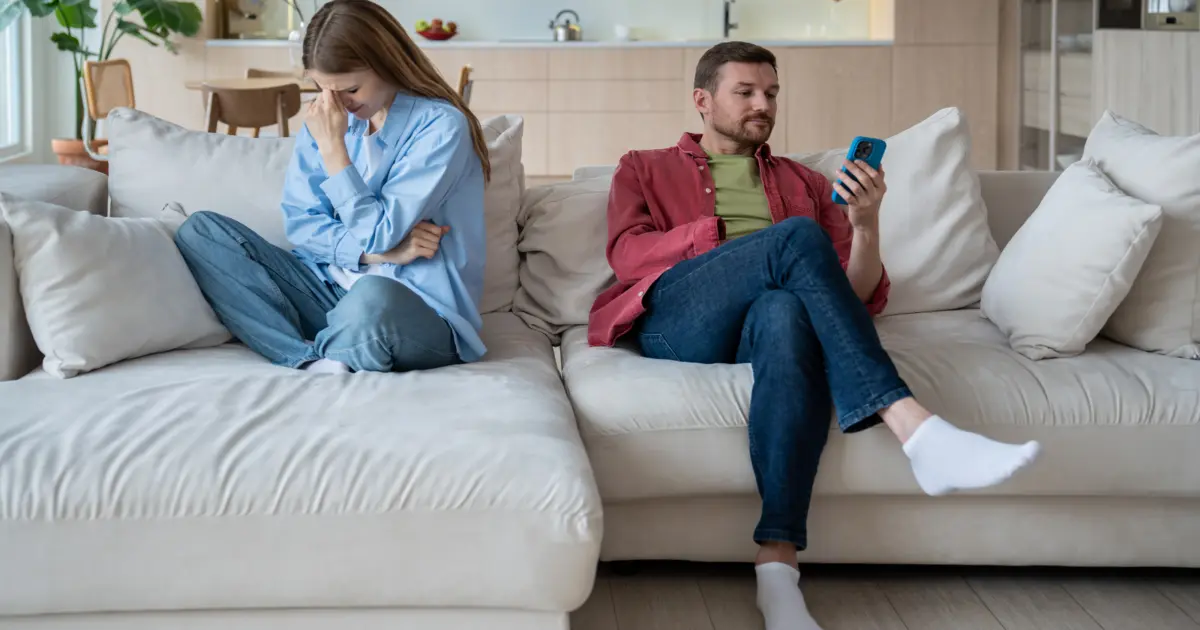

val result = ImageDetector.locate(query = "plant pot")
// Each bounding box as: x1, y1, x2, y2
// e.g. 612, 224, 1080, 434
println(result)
51, 138, 109, 175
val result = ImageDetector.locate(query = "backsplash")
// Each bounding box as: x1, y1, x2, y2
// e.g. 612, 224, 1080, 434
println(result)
261, 0, 876, 43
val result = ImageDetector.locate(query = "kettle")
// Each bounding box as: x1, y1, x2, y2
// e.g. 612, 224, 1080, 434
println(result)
550, 9, 583, 42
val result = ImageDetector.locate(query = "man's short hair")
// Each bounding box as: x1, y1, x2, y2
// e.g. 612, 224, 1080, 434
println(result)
693, 41, 778, 93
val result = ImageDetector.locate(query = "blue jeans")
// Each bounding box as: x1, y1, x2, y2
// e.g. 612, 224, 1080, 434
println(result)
636, 217, 913, 549
174, 211, 460, 372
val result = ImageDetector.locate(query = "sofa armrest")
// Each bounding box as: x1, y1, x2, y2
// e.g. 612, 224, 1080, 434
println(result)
0, 215, 37, 380
0, 165, 109, 380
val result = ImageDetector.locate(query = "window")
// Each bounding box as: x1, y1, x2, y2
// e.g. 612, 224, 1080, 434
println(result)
0, 17, 25, 160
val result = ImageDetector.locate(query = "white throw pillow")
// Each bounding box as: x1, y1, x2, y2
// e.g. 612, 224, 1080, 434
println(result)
106, 108, 524, 315
513, 177, 614, 341
980, 159, 1164, 360
477, 114, 525, 314
1082, 111, 1200, 359
788, 107, 1000, 316
0, 193, 230, 378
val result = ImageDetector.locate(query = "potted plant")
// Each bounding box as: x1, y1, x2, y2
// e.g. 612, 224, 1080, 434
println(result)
0, 0, 201, 171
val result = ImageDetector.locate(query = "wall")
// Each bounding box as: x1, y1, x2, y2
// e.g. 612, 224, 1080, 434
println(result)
258, 0, 876, 43
15, 3, 101, 164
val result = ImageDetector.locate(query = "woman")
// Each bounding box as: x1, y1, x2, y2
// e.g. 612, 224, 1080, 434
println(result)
175, 0, 491, 374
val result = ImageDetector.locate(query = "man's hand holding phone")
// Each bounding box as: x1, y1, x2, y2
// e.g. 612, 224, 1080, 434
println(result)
361, 221, 450, 266
834, 159, 887, 233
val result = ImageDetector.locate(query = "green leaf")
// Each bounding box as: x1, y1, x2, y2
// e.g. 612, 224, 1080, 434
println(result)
55, 1, 96, 28
113, 1, 133, 14
20, 0, 55, 18
59, 0, 87, 6
0, 0, 26, 32
116, 18, 160, 46
127, 0, 200, 37
50, 30, 81, 51
49, 30, 96, 56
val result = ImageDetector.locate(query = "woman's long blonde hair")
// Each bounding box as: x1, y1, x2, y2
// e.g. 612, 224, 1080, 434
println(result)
303, 0, 491, 181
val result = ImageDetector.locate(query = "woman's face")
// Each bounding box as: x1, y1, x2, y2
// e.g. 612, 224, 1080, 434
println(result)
307, 68, 394, 120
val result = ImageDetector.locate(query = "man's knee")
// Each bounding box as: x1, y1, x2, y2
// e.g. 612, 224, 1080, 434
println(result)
774, 216, 825, 244
748, 291, 806, 332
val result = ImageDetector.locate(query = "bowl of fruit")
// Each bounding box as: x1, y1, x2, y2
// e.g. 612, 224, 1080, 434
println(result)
416, 19, 458, 40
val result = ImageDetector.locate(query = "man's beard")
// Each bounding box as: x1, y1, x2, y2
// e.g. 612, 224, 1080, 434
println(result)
712, 112, 775, 148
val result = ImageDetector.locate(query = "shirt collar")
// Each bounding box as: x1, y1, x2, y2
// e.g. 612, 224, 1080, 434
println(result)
350, 92, 416, 146
676, 132, 776, 164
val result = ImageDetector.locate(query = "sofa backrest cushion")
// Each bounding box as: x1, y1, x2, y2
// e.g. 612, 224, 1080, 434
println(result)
0, 165, 111, 381
1082, 111, 1200, 359
785, 107, 999, 315
106, 108, 524, 315
513, 176, 613, 340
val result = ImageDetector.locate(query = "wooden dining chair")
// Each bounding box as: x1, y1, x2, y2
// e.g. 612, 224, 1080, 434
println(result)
245, 68, 302, 79
203, 82, 302, 138
456, 64, 474, 106
247, 67, 317, 107
81, 59, 136, 164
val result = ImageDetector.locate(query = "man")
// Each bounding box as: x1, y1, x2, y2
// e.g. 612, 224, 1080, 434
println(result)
588, 42, 1041, 630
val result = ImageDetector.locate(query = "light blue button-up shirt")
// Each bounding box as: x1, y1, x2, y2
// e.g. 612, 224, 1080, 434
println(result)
280, 92, 487, 362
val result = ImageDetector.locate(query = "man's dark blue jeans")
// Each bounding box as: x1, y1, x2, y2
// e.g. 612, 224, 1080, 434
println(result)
635, 216, 914, 550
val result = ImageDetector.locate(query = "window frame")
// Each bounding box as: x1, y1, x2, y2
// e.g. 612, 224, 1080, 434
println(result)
0, 15, 29, 162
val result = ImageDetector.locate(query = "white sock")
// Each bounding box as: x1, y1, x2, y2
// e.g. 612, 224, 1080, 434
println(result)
903, 415, 1040, 496
755, 563, 823, 630
301, 358, 350, 374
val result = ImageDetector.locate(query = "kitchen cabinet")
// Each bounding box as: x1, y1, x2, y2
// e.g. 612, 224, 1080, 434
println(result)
893, 45, 1000, 169
894, 0, 1001, 45
783, 47, 892, 154
1092, 30, 1200, 137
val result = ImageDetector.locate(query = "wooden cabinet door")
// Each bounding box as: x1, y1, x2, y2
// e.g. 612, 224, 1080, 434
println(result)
784, 46, 892, 155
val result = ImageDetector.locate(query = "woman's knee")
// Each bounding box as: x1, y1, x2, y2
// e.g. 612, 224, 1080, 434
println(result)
333, 277, 420, 325
174, 211, 234, 253
324, 278, 458, 371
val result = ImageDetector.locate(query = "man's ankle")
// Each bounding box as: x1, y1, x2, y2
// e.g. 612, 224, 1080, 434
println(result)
756, 541, 799, 568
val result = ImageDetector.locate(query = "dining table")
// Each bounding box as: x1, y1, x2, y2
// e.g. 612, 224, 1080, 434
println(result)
184, 77, 320, 93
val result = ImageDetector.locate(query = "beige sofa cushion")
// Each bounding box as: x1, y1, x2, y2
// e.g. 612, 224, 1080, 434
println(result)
788, 107, 1000, 315
981, 159, 1164, 359
106, 108, 523, 315
0, 166, 112, 381
0, 313, 600, 617
1083, 111, 1200, 359
560, 310, 1200, 502
514, 177, 613, 340
0, 194, 229, 378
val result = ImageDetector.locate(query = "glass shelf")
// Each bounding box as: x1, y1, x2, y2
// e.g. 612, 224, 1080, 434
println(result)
1019, 0, 1096, 172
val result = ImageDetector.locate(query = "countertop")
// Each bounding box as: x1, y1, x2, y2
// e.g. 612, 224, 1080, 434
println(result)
205, 38, 893, 48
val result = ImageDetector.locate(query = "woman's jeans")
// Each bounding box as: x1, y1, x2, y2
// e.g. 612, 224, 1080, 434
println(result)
636, 217, 913, 549
174, 211, 460, 373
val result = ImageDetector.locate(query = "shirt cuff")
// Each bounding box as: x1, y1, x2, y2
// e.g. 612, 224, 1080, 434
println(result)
320, 166, 370, 211
333, 229, 365, 271
865, 265, 891, 316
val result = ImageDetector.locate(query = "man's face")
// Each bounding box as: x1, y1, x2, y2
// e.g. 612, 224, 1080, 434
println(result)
697, 61, 779, 148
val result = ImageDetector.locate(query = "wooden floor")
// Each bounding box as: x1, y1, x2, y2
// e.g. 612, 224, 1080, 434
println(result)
571, 562, 1200, 630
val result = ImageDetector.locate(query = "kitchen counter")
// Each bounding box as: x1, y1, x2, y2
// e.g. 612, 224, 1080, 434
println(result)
204, 38, 893, 48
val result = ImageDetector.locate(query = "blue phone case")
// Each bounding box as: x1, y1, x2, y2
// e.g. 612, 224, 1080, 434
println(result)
831, 136, 887, 205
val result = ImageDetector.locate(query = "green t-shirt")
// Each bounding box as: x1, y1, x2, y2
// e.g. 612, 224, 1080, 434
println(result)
708, 152, 773, 240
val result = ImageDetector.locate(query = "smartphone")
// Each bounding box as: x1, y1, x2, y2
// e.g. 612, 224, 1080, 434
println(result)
831, 136, 887, 205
